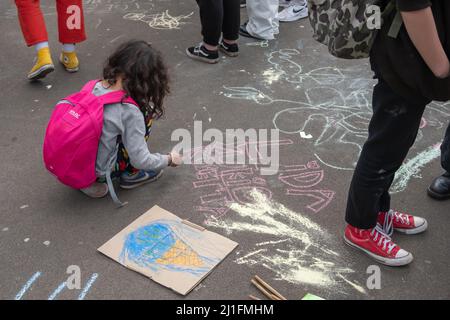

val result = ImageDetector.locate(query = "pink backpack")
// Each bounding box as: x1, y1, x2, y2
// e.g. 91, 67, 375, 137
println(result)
43, 80, 138, 206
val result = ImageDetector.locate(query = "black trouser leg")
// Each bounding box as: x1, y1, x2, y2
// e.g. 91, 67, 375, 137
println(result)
345, 78, 428, 229
196, 0, 223, 46
222, 0, 240, 42
441, 122, 450, 173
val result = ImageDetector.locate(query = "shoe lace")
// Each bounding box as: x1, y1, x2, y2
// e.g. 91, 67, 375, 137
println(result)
370, 225, 396, 254
193, 42, 203, 53
381, 209, 411, 236
392, 210, 410, 225
381, 210, 394, 237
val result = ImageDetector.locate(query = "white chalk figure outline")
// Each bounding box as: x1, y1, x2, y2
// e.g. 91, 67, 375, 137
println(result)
83, 0, 147, 14
265, 49, 351, 86
123, 10, 194, 30
222, 48, 450, 174
246, 40, 269, 48
223, 86, 372, 170
205, 189, 366, 294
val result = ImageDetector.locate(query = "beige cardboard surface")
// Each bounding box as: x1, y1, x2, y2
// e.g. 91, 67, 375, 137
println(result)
98, 205, 238, 295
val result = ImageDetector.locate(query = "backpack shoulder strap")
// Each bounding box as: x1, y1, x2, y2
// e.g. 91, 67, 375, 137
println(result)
99, 90, 139, 108
388, 12, 403, 39
81, 79, 101, 93
383, 0, 403, 39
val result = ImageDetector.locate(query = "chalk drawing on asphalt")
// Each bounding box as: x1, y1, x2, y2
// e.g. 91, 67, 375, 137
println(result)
123, 10, 194, 30
205, 189, 364, 294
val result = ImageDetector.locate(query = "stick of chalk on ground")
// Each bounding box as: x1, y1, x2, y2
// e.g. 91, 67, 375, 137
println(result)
250, 279, 274, 300
253, 275, 287, 300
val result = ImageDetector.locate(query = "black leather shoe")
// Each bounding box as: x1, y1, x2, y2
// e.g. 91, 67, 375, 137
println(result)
427, 172, 450, 200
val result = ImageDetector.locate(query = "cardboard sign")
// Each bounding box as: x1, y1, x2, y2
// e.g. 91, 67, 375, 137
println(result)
98, 205, 238, 295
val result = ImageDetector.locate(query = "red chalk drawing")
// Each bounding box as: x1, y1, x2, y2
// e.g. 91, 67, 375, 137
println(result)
278, 162, 324, 189
277, 161, 335, 213
193, 165, 273, 220
285, 189, 335, 213
188, 142, 335, 221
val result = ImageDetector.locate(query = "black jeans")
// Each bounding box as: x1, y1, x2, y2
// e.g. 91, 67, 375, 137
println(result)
196, 0, 240, 46
345, 76, 430, 229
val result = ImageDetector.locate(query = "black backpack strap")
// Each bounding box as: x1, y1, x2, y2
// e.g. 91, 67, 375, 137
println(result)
388, 11, 404, 38
383, 0, 403, 39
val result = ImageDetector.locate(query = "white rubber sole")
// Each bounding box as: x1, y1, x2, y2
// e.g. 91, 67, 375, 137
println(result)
279, 12, 308, 22
279, 0, 306, 7
80, 183, 109, 198
185, 48, 219, 64
219, 46, 239, 57
27, 64, 55, 80
343, 234, 413, 267
64, 66, 79, 73
59, 59, 79, 73
395, 219, 428, 235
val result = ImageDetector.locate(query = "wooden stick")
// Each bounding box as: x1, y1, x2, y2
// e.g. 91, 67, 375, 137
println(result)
253, 275, 287, 300
248, 295, 262, 300
251, 279, 276, 300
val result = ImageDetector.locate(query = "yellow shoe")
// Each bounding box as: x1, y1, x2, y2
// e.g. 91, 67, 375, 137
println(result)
27, 47, 55, 80
59, 51, 79, 73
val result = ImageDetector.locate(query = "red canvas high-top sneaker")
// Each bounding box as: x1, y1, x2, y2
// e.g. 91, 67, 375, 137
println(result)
378, 210, 428, 236
344, 225, 413, 266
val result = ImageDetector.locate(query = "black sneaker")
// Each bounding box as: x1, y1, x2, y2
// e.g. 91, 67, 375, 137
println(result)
240, 0, 246, 8
239, 22, 265, 41
186, 44, 219, 64
219, 41, 239, 57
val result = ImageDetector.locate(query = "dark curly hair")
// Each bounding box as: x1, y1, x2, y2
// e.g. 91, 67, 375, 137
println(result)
103, 40, 170, 119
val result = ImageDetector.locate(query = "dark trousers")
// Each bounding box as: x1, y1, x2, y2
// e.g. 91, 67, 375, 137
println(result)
345, 77, 430, 229
196, 0, 240, 46
441, 121, 450, 173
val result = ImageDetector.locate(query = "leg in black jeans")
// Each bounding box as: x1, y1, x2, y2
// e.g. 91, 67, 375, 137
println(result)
441, 122, 450, 173
222, 0, 240, 42
196, 0, 240, 46
345, 77, 429, 229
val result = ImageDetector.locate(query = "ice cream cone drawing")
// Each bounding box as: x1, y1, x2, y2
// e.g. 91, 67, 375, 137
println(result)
119, 221, 216, 276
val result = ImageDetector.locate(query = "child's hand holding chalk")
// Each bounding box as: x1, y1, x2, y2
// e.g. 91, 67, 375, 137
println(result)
168, 151, 183, 167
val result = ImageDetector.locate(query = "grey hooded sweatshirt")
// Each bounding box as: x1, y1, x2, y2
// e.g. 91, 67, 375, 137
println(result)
92, 82, 169, 177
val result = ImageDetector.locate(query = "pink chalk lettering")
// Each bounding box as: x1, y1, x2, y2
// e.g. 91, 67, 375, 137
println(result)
285, 189, 335, 213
